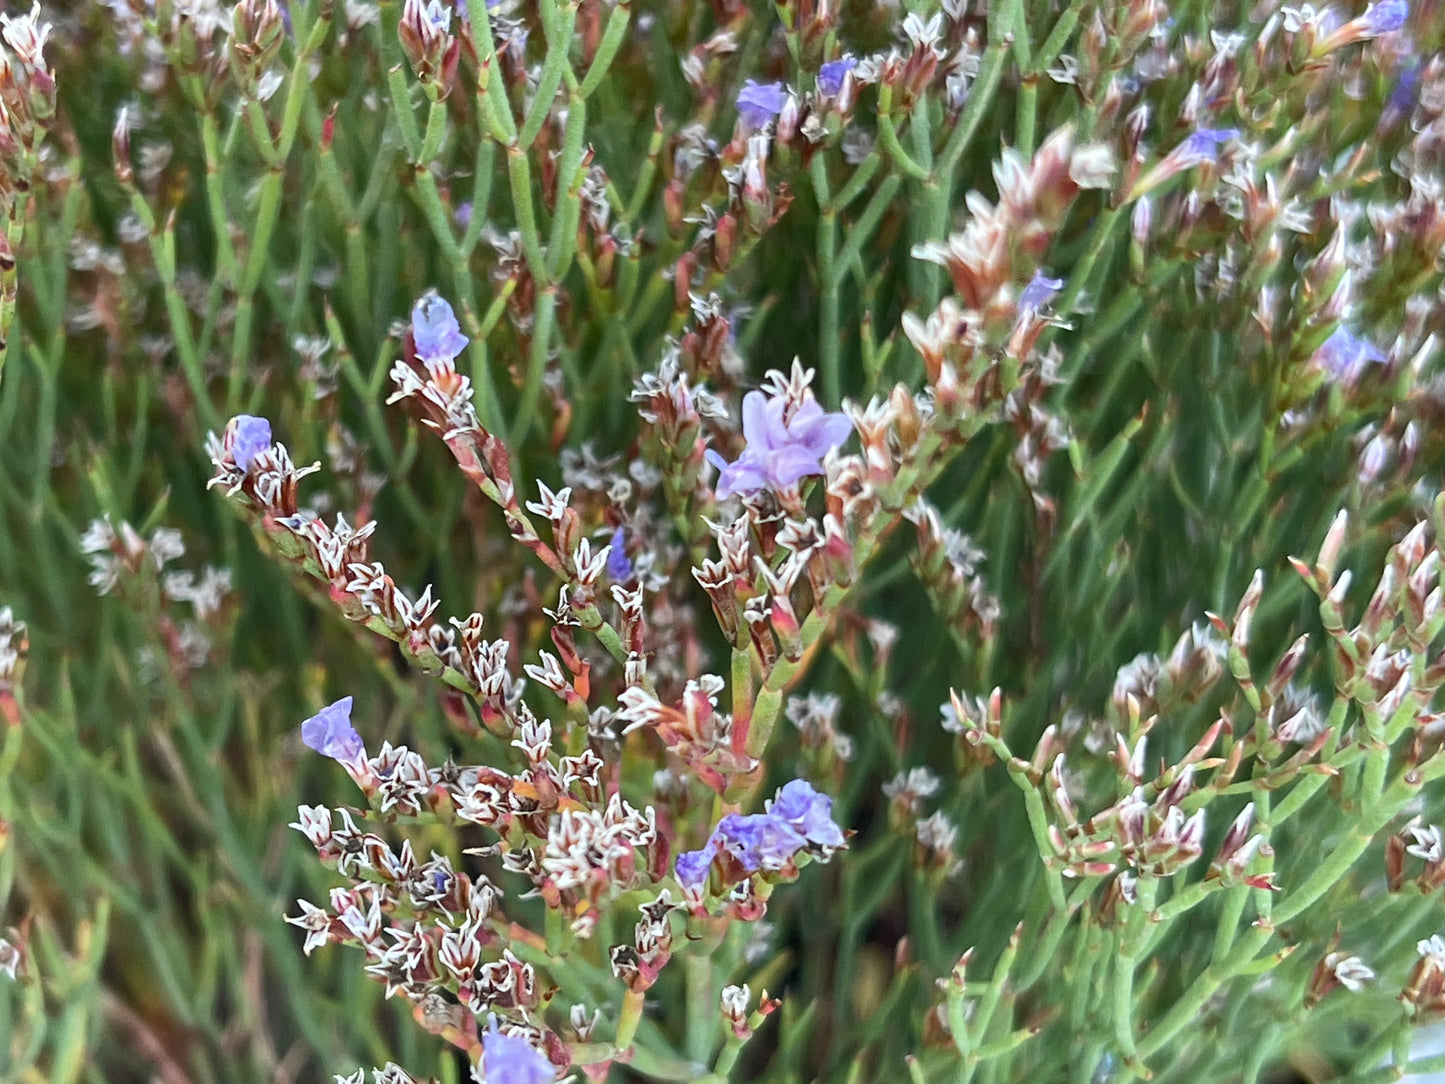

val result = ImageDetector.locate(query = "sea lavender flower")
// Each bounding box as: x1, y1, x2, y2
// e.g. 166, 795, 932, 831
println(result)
675, 841, 719, 889
230, 414, 272, 471
1019, 270, 1065, 312
1313, 0, 1406, 52
1330, 954, 1376, 992
818, 55, 856, 97
677, 780, 846, 890
455, 200, 473, 229
1170, 127, 1240, 168
713, 813, 808, 871
769, 779, 847, 847
411, 295, 469, 365
1359, 0, 1408, 35
736, 80, 786, 129
706, 390, 852, 498
479, 1018, 555, 1084
606, 526, 633, 581
1129, 127, 1241, 199
301, 696, 365, 761
1388, 62, 1422, 116
1315, 326, 1386, 382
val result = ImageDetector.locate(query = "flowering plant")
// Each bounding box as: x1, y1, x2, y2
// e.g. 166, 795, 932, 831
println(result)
0, 0, 1443, 1080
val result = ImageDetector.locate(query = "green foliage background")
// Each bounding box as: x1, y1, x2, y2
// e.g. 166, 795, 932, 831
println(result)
0, 0, 1442, 1081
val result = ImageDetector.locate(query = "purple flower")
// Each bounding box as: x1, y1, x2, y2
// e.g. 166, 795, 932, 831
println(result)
417, 0, 453, 31
1170, 126, 1241, 168
675, 842, 718, 889
1019, 270, 1065, 312
706, 391, 852, 498
1316, 326, 1386, 383
481, 1018, 556, 1084
605, 526, 633, 582
1389, 62, 1422, 114
300, 696, 364, 762
736, 80, 786, 128
713, 813, 807, 871
769, 779, 847, 848
456, 201, 473, 229
411, 295, 469, 365
678, 779, 849, 894
818, 55, 856, 97
230, 414, 272, 471
1360, 0, 1408, 35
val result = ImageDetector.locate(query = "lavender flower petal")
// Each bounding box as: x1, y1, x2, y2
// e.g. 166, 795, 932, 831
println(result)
818, 55, 856, 97
1389, 63, 1422, 115
1316, 326, 1386, 383
711, 391, 851, 497
606, 525, 634, 582
412, 295, 470, 364
301, 696, 364, 761
675, 842, 718, 889
231, 414, 273, 472
770, 446, 833, 489
740, 391, 783, 451
770, 779, 847, 848
713, 812, 807, 871
787, 399, 854, 459
1173, 126, 1240, 167
736, 80, 786, 128
1361, 0, 1408, 35
1019, 270, 1065, 312
709, 448, 772, 499
481, 1018, 556, 1084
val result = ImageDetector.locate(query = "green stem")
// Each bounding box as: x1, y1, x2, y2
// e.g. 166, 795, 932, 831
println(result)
518, 3, 577, 148
685, 952, 715, 1065
812, 155, 842, 404
578, 3, 631, 97
615, 988, 647, 1051
875, 106, 930, 181
936, 41, 1009, 179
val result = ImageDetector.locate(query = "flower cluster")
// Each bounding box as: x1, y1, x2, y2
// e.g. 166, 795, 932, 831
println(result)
675, 780, 846, 895
43, 0, 1432, 1077
706, 384, 852, 499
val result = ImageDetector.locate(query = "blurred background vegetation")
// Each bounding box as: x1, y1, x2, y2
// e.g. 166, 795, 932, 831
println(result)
1, 0, 1442, 1080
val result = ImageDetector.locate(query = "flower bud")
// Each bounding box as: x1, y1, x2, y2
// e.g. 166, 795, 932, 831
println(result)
112, 107, 134, 187
230, 0, 286, 96
399, 0, 460, 98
